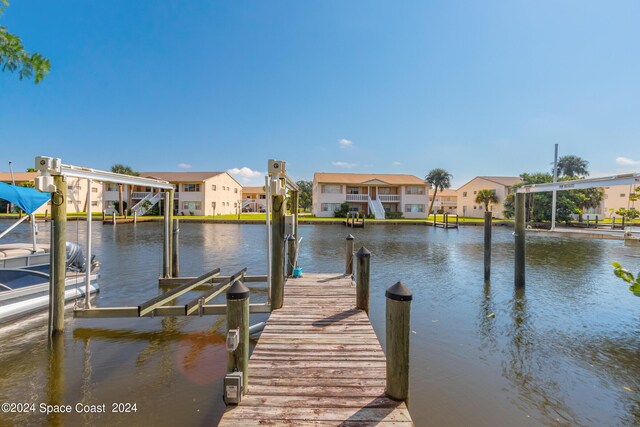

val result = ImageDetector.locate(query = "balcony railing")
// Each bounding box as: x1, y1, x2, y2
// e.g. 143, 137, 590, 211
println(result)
346, 194, 369, 202
378, 195, 400, 202
132, 191, 178, 199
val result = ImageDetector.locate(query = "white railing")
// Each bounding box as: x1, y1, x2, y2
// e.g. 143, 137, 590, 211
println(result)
378, 195, 400, 202
132, 192, 151, 199
346, 194, 369, 202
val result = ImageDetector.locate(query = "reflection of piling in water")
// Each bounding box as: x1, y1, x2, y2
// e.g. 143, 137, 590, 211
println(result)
47, 333, 65, 427
514, 192, 526, 289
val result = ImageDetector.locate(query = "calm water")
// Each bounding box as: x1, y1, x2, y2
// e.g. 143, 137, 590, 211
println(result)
0, 220, 639, 426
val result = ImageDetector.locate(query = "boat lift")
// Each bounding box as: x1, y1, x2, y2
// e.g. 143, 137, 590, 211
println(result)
513, 172, 640, 288
35, 157, 299, 330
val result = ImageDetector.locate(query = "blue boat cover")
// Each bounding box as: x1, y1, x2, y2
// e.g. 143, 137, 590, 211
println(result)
0, 182, 50, 215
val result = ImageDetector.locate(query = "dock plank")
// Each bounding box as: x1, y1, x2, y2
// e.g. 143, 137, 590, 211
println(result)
218, 273, 414, 426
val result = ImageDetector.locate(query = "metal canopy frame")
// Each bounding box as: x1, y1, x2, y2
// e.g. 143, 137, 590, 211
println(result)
518, 172, 640, 194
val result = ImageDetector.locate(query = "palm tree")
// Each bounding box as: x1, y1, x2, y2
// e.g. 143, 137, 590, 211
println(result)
555, 155, 589, 178
475, 189, 499, 212
110, 164, 139, 215
425, 168, 452, 216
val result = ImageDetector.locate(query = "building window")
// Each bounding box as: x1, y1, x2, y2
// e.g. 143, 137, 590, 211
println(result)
321, 185, 341, 194
182, 201, 201, 211
259, 195, 266, 199
212, 185, 216, 191
405, 186, 424, 195
473, 191, 477, 195
473, 206, 477, 209
321, 203, 342, 212
620, 193, 626, 197
234, 188, 238, 193
92, 187, 98, 193
346, 186, 360, 194
183, 183, 200, 192
91, 201, 98, 206
462, 192, 467, 197
405, 204, 424, 213
106, 184, 118, 192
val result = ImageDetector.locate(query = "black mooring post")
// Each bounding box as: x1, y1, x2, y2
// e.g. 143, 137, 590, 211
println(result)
514, 192, 525, 289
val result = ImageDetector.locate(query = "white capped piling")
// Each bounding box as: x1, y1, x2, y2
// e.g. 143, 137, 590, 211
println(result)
345, 234, 354, 275
385, 281, 412, 402
172, 218, 180, 277
356, 246, 371, 315
227, 280, 250, 393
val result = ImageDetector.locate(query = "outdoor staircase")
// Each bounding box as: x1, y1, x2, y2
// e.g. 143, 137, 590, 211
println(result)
368, 196, 386, 219
131, 192, 163, 216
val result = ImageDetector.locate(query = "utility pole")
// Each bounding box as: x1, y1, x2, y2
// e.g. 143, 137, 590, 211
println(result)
551, 144, 559, 231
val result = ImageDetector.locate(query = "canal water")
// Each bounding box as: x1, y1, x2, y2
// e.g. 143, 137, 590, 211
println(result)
0, 220, 639, 426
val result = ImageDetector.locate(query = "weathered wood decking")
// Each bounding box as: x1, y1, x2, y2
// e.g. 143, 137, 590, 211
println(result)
218, 273, 413, 426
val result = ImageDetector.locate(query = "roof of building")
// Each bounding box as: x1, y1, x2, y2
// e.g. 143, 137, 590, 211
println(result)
0, 172, 37, 183
314, 172, 426, 185
458, 176, 522, 189
437, 189, 457, 197
140, 171, 226, 182
242, 186, 265, 194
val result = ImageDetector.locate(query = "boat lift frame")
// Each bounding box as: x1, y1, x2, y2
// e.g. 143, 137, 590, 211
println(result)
37, 157, 299, 324
513, 172, 640, 288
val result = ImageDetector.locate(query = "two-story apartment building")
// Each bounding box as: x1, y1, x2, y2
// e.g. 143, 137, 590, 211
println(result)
242, 187, 266, 212
312, 173, 429, 219
457, 176, 522, 219
432, 189, 457, 214
103, 172, 243, 216
1, 172, 103, 214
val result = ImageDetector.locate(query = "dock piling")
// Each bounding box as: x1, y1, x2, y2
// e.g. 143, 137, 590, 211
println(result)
172, 218, 180, 277
515, 192, 525, 289
49, 175, 67, 336
385, 281, 412, 402
271, 193, 285, 309
226, 280, 250, 394
286, 234, 295, 276
345, 234, 354, 275
484, 211, 492, 281
356, 246, 371, 315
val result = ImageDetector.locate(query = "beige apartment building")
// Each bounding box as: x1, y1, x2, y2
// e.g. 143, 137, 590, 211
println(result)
102, 172, 243, 216
597, 184, 638, 218
457, 176, 522, 219
242, 186, 266, 212
0, 172, 103, 214
432, 189, 457, 214
312, 173, 429, 219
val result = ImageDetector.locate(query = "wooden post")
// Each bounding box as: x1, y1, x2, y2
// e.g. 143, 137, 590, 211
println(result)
271, 193, 285, 309
596, 216, 599, 226
356, 246, 371, 315
133, 211, 137, 224
622, 216, 626, 229
163, 191, 171, 278
345, 234, 354, 275
444, 213, 449, 228
586, 217, 589, 228
514, 192, 525, 289
432, 213, 436, 227
172, 218, 180, 277
102, 211, 105, 222
484, 211, 492, 281
112, 211, 116, 225
385, 281, 412, 402
611, 217, 615, 230
49, 175, 67, 336
226, 280, 250, 394
287, 235, 296, 276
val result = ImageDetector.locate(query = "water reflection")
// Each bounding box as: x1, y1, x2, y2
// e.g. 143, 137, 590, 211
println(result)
47, 334, 65, 427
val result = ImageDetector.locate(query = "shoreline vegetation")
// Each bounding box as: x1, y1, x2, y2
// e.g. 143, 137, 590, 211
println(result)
1, 213, 638, 227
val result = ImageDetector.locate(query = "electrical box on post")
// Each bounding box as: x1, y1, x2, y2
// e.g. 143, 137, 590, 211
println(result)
268, 159, 286, 175
223, 371, 243, 405
284, 214, 293, 237
226, 329, 239, 352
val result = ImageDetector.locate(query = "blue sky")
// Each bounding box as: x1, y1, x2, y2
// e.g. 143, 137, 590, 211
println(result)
1, 1, 639, 187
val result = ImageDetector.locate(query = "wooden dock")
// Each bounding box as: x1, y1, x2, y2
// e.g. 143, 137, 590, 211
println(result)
218, 273, 413, 426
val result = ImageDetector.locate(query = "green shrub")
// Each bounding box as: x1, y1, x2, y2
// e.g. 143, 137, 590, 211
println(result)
386, 211, 404, 219
333, 202, 350, 218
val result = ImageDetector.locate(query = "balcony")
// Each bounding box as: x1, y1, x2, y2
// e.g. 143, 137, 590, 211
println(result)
378, 195, 400, 202
132, 191, 179, 199
346, 194, 368, 202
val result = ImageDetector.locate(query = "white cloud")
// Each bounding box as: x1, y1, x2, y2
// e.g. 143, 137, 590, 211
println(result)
615, 157, 640, 166
392, 161, 401, 166
332, 161, 356, 168
227, 166, 263, 184
177, 163, 192, 169
339, 139, 353, 148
